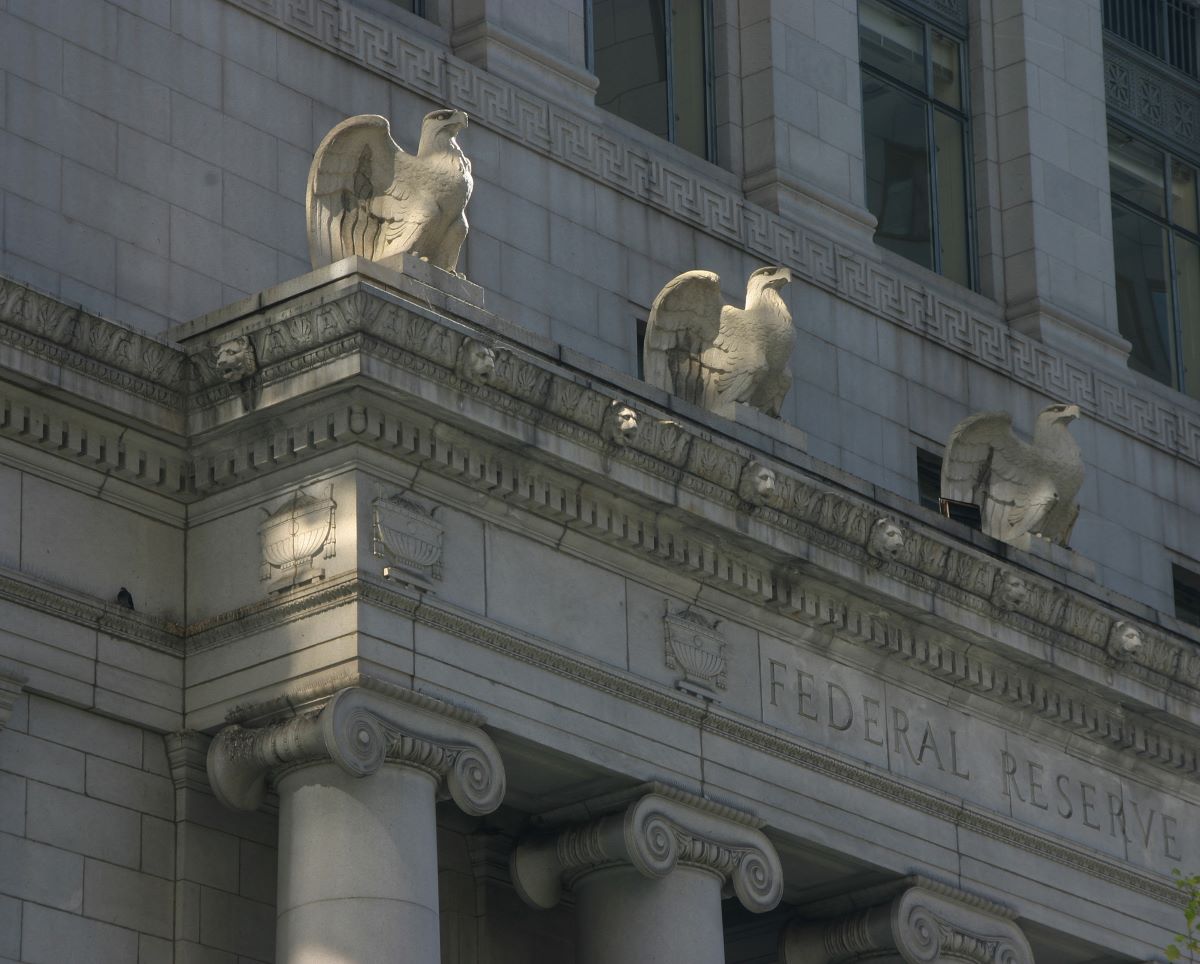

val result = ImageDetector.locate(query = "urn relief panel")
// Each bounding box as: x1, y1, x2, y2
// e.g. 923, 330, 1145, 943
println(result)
664, 607, 727, 696
259, 487, 337, 593
373, 491, 444, 585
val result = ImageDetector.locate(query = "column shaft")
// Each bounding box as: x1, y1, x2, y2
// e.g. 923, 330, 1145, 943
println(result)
574, 865, 726, 964
275, 763, 441, 964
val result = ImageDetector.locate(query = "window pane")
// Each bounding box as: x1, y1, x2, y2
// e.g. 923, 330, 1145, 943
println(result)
931, 32, 961, 109
1109, 127, 1166, 215
1113, 204, 1176, 386
671, 0, 708, 158
863, 76, 933, 270
934, 110, 969, 287
593, 0, 669, 140
1177, 234, 1200, 399
859, 0, 925, 91
1171, 158, 1198, 231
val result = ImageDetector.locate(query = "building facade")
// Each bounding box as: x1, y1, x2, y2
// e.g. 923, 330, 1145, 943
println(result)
0, 0, 1197, 961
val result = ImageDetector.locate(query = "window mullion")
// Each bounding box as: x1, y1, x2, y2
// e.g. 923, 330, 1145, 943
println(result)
925, 25, 940, 275
663, 0, 676, 147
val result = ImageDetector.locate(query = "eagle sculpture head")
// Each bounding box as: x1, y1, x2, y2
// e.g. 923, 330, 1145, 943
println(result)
747, 265, 792, 295
1033, 403, 1081, 447
417, 108, 469, 154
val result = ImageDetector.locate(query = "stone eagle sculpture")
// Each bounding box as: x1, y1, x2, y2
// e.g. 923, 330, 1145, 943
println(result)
642, 266, 794, 418
306, 108, 472, 273
940, 403, 1084, 547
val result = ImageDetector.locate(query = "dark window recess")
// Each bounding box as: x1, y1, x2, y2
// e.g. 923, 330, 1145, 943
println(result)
1174, 564, 1200, 626
635, 318, 648, 380
1109, 123, 1200, 400
859, 0, 975, 289
916, 448, 942, 511
1104, 0, 1199, 78
916, 449, 982, 528
588, 0, 716, 161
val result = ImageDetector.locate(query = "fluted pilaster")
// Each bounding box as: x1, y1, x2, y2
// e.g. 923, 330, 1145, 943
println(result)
780, 876, 1034, 964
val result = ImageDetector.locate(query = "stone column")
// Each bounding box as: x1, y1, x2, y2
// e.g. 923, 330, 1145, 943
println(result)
207, 681, 506, 964
511, 784, 783, 964
779, 876, 1034, 963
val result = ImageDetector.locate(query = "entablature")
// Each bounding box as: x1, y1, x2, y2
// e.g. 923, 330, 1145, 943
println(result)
4, 260, 1200, 799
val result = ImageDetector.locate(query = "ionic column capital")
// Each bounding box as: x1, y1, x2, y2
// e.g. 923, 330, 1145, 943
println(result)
781, 876, 1034, 964
0, 666, 26, 732
206, 681, 505, 816
511, 784, 783, 914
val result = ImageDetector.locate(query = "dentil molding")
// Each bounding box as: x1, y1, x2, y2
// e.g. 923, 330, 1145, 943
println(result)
781, 876, 1033, 964
510, 783, 783, 915
206, 681, 505, 816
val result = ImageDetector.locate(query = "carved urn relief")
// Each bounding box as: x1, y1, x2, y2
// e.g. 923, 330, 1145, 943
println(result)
373, 492, 443, 585
259, 487, 337, 593
664, 607, 727, 696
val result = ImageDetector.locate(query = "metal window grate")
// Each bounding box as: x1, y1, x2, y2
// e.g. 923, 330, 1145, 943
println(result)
1104, 0, 1200, 77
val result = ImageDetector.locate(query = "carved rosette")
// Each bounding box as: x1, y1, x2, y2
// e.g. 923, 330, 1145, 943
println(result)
373, 493, 443, 584
206, 685, 505, 816
510, 785, 782, 915
780, 877, 1033, 964
663, 608, 727, 694
259, 487, 337, 593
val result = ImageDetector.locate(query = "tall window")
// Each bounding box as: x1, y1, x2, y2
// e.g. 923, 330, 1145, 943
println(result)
858, 0, 973, 288
1109, 124, 1200, 398
588, 0, 715, 160
1103, 0, 1199, 78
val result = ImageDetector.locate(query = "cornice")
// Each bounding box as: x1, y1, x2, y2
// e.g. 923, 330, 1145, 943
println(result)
206, 683, 505, 815
166, 279, 1200, 719
0, 276, 190, 413
219, 0, 1200, 477
0, 563, 182, 653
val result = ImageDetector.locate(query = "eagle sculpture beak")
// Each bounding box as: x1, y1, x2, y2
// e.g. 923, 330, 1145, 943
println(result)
773, 267, 793, 288
1061, 404, 1080, 421
448, 110, 468, 133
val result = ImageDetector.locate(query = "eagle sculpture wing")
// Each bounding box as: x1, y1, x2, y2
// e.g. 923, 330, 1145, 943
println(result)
941, 412, 1059, 544
307, 115, 418, 268
642, 270, 725, 406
